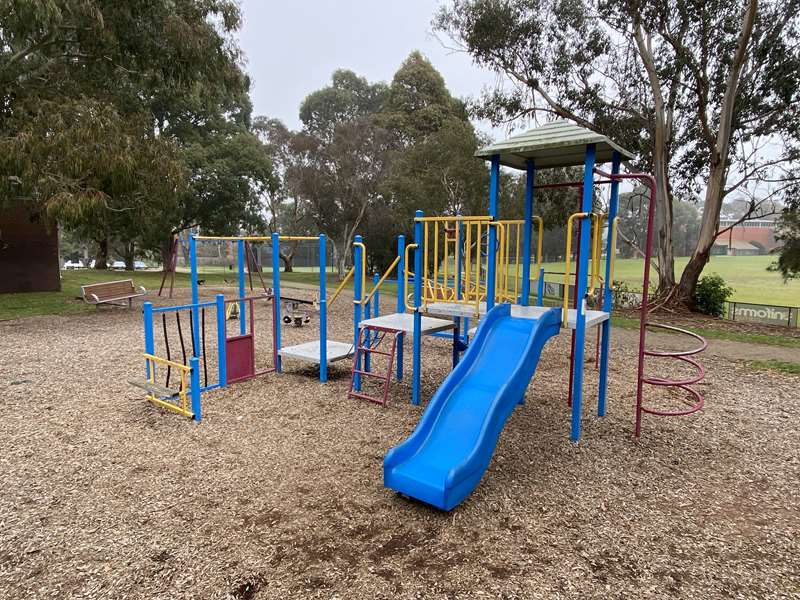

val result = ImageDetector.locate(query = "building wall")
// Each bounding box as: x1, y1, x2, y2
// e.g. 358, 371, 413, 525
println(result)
722, 223, 777, 251
0, 207, 61, 293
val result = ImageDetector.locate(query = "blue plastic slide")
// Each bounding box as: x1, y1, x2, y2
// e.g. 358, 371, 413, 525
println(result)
384, 303, 561, 511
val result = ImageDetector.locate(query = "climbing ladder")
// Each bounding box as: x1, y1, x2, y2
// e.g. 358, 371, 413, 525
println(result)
348, 325, 400, 406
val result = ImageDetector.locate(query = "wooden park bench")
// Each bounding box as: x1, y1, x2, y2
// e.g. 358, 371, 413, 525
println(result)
81, 279, 147, 308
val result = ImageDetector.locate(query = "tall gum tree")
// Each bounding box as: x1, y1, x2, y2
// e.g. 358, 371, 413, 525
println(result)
435, 0, 800, 305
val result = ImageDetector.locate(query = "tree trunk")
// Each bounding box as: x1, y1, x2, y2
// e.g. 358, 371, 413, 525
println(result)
676, 160, 726, 305
94, 238, 108, 269
653, 148, 676, 295
280, 252, 294, 273
161, 236, 176, 272
123, 242, 135, 271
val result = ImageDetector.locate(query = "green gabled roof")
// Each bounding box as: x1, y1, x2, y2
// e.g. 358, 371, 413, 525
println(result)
475, 120, 635, 170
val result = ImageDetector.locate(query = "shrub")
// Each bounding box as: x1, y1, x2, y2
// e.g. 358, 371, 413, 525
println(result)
695, 274, 734, 317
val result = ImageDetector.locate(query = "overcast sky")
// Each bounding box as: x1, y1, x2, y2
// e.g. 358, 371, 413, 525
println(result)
237, 0, 506, 139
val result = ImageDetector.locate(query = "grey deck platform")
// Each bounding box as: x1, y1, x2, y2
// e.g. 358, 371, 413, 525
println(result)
424, 302, 609, 332
278, 340, 354, 365
358, 312, 454, 334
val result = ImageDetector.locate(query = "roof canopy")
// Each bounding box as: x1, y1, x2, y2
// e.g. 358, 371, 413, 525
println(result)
475, 120, 635, 170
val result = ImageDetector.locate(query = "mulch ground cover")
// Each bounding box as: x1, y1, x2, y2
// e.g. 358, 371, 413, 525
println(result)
0, 286, 797, 599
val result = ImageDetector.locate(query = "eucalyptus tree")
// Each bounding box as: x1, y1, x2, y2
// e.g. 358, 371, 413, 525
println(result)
0, 0, 270, 269
436, 0, 800, 306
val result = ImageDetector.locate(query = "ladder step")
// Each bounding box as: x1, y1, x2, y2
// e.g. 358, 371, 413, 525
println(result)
358, 346, 392, 356
353, 369, 390, 380
347, 390, 386, 405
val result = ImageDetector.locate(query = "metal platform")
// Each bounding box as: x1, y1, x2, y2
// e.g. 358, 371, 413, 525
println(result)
510, 305, 609, 329
427, 302, 610, 334
423, 302, 486, 319
358, 312, 455, 335
278, 340, 354, 365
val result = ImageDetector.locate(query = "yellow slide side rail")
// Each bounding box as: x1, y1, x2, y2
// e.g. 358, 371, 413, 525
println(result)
143, 353, 192, 418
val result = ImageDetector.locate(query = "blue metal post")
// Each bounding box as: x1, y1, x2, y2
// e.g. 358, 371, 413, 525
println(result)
319, 234, 327, 383
190, 235, 199, 306
396, 235, 405, 381
215, 294, 227, 387
143, 301, 154, 379
570, 144, 596, 442
598, 152, 621, 416
353, 235, 364, 390
373, 272, 380, 317
271, 232, 282, 372
536, 267, 545, 307
412, 211, 423, 405
190, 356, 202, 422
189, 235, 200, 356
521, 159, 535, 305
487, 155, 500, 310
237, 239, 246, 336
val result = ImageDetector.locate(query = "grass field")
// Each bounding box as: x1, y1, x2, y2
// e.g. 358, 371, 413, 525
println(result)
536, 254, 799, 306
1, 253, 796, 321
0, 268, 345, 321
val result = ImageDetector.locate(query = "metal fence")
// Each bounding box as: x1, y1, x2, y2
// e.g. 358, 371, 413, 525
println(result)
727, 301, 799, 328
539, 279, 800, 328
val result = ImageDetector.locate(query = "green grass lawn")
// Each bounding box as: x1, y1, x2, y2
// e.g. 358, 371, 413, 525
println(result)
533, 254, 799, 306
1, 253, 796, 321
0, 268, 366, 321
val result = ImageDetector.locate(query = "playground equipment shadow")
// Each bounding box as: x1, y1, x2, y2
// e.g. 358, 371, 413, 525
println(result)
0, 289, 797, 598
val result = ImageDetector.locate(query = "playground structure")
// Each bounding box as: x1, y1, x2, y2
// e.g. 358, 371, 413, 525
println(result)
129, 120, 706, 512
380, 121, 708, 510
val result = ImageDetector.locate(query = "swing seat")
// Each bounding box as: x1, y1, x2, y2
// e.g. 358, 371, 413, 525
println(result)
127, 377, 185, 399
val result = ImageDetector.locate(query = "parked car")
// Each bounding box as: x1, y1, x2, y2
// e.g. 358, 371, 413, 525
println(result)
134, 260, 148, 270
111, 260, 126, 269
63, 260, 85, 269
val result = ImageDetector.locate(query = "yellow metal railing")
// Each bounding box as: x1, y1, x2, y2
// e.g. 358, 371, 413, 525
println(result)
609, 217, 620, 290
329, 267, 354, 305
143, 353, 193, 418
415, 216, 494, 315
563, 212, 608, 327
407, 215, 543, 313
353, 241, 367, 305
363, 255, 401, 306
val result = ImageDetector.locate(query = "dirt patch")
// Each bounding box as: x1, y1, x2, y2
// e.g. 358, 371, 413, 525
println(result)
0, 288, 797, 598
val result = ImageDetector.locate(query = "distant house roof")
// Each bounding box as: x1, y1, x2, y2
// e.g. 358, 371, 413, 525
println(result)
713, 239, 760, 251
475, 120, 635, 170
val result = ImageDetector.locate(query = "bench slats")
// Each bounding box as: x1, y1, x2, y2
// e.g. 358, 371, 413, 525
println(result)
82, 279, 146, 305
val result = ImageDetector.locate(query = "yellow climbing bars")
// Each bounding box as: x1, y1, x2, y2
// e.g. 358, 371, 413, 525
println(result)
143, 353, 193, 418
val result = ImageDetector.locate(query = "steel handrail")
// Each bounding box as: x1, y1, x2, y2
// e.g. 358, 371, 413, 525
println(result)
329, 267, 354, 305
562, 212, 590, 327
362, 254, 401, 306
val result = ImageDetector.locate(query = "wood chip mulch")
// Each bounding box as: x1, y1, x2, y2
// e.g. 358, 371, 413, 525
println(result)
0, 287, 797, 599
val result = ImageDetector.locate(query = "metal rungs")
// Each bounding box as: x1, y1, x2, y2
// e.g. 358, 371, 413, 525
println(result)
359, 346, 392, 356
347, 390, 386, 405
353, 369, 387, 379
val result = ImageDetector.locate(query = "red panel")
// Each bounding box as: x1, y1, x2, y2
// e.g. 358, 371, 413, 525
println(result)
226, 334, 255, 383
